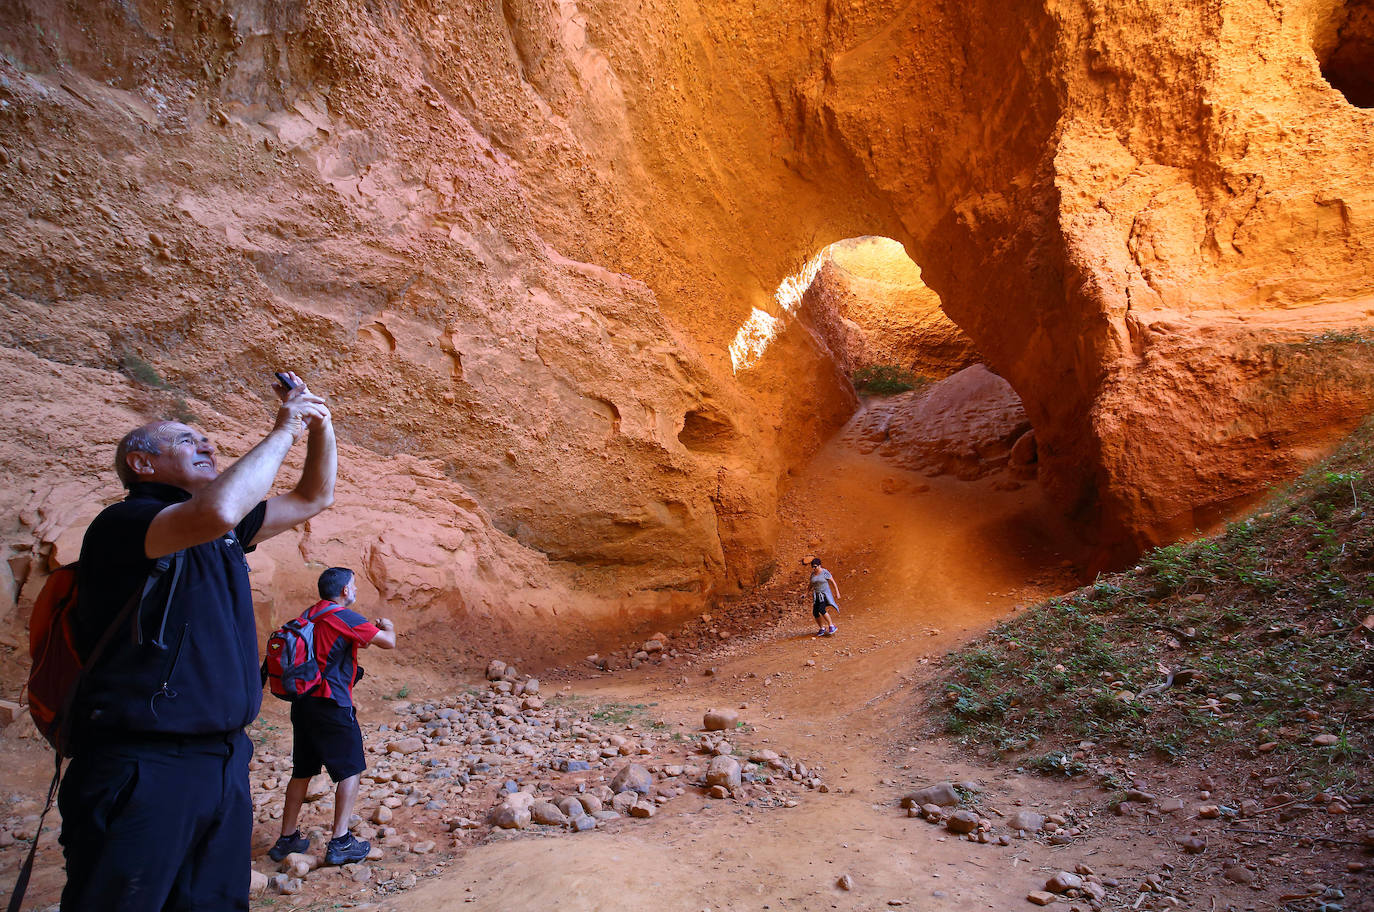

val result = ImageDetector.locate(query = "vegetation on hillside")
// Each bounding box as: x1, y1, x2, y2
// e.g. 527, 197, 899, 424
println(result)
937, 418, 1374, 790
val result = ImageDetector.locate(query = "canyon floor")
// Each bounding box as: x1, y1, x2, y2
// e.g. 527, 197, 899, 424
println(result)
0, 402, 1367, 911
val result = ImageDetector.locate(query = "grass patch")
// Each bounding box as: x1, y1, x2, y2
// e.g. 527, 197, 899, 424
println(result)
853, 364, 928, 395
588, 702, 651, 725
934, 417, 1374, 786
118, 349, 168, 388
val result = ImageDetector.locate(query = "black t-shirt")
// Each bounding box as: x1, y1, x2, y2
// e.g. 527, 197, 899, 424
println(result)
75, 482, 267, 739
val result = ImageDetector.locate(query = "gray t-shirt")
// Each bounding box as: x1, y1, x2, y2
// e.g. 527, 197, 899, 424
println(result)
809, 568, 835, 602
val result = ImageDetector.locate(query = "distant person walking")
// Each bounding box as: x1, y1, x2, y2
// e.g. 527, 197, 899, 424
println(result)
270, 567, 397, 866
805, 557, 840, 637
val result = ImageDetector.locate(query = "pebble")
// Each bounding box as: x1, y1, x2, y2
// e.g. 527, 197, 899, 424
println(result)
1222, 865, 1257, 885
837, 874, 854, 891
1026, 891, 1057, 906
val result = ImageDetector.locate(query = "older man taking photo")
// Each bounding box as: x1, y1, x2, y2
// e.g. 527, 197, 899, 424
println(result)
59, 372, 336, 911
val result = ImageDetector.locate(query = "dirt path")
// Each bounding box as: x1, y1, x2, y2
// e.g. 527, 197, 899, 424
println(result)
0, 406, 1296, 911
383, 416, 1125, 911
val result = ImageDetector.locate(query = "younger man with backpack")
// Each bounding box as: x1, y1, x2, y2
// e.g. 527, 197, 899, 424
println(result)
268, 567, 397, 865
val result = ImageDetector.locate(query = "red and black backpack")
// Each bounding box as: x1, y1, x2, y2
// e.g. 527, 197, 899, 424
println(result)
262, 602, 343, 701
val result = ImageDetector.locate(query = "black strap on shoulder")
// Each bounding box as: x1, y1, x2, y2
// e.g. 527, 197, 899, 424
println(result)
133, 551, 183, 649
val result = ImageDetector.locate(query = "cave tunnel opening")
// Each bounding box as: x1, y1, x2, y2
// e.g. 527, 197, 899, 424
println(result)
797, 236, 982, 388
800, 236, 1039, 480
1317, 0, 1374, 108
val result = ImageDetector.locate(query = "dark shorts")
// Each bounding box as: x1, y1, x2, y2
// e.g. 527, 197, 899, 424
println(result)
290, 698, 365, 782
812, 594, 835, 619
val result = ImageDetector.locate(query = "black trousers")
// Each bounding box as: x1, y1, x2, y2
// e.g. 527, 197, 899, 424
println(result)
57, 730, 253, 911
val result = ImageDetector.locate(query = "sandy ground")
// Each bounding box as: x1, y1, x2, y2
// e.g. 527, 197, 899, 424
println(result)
4, 407, 1357, 911
379, 433, 1131, 912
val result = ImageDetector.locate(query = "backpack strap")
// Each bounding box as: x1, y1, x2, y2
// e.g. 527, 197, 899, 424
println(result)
134, 551, 184, 650
305, 603, 346, 624
6, 752, 59, 912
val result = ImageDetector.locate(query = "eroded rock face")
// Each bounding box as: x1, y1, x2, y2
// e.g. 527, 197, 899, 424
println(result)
843, 366, 1031, 481
1, 0, 1372, 641
801, 237, 980, 379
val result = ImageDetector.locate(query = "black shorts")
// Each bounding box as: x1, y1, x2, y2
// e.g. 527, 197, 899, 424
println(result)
290, 697, 365, 782
812, 595, 834, 619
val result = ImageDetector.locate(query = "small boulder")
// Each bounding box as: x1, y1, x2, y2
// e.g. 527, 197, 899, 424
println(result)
703, 709, 739, 732
901, 782, 960, 808
945, 810, 979, 834
488, 805, 531, 829
0, 701, 21, 727
706, 755, 742, 790
485, 660, 507, 681
530, 801, 568, 826
1045, 872, 1082, 894
610, 763, 654, 796
1006, 810, 1045, 833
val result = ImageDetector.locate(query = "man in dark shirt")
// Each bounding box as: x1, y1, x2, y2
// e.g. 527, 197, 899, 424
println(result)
61, 372, 337, 911
270, 566, 396, 866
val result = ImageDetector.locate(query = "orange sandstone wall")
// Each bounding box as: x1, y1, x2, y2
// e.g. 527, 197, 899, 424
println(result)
1, 0, 1372, 647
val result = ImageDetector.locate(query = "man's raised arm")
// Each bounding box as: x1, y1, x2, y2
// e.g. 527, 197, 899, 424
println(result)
143, 387, 327, 559
253, 405, 338, 545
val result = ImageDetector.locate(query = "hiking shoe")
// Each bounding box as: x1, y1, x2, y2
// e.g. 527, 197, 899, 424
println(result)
268, 830, 309, 862
325, 833, 371, 865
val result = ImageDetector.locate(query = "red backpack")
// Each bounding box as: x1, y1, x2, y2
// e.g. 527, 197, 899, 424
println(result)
26, 554, 182, 754
262, 601, 343, 701
14, 554, 181, 912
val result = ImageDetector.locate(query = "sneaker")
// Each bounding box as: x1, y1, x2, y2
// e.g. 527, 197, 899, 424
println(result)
268, 830, 309, 862
828, 625, 838, 635
325, 833, 371, 865
814, 629, 827, 637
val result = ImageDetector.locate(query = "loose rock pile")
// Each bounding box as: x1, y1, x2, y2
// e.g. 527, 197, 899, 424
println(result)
246, 660, 823, 901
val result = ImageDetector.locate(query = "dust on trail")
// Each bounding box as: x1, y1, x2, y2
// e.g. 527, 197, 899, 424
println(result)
390, 408, 1104, 912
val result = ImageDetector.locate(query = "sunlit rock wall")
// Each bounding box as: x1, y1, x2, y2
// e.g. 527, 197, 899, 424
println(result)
2, 0, 1373, 648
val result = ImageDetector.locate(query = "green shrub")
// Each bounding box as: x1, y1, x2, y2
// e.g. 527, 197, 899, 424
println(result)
853, 364, 923, 395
